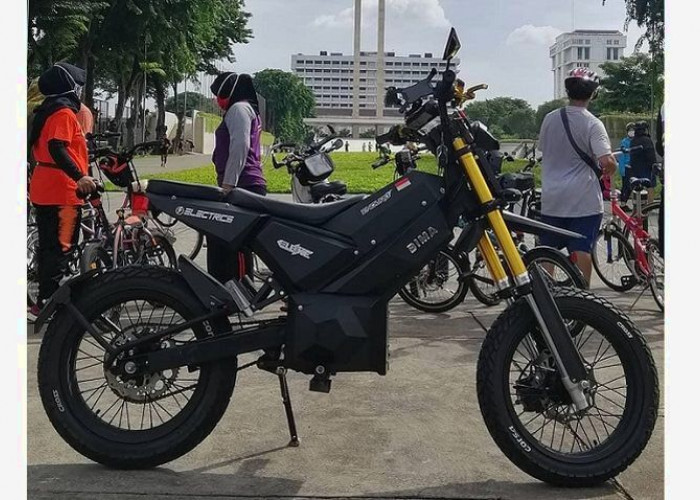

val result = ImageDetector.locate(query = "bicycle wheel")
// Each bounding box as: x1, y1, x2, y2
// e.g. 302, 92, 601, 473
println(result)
80, 241, 113, 273
27, 227, 40, 309
153, 210, 178, 228
467, 249, 504, 307
522, 246, 586, 290
398, 248, 469, 313
154, 219, 203, 261
137, 233, 178, 269
592, 228, 638, 292
623, 201, 660, 243
646, 238, 664, 312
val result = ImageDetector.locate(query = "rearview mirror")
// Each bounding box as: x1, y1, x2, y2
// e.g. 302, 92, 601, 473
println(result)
327, 125, 336, 135
332, 138, 344, 150
442, 27, 461, 61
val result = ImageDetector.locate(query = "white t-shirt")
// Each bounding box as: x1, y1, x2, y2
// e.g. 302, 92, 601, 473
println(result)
539, 106, 612, 217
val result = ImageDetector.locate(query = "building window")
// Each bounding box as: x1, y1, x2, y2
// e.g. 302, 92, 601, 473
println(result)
584, 39, 590, 45
606, 47, 620, 60
577, 47, 590, 60
614, 40, 620, 45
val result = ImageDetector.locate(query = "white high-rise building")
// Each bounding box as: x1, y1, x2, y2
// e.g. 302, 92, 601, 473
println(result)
291, 0, 459, 138
291, 50, 458, 115
550, 30, 627, 100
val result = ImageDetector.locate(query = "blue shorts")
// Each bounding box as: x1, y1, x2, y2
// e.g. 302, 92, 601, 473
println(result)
539, 214, 603, 254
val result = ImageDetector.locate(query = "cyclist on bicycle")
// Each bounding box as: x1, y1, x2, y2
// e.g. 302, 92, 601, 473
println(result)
537, 68, 617, 287
28, 62, 97, 316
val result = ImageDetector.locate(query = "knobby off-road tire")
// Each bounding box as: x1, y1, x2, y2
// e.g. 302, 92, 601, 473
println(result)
476, 288, 658, 486
38, 265, 237, 469
398, 247, 469, 313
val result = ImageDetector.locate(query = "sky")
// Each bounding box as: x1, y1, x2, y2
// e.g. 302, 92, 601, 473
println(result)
223, 0, 648, 109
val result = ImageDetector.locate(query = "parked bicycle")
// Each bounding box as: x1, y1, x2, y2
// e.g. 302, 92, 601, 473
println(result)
36, 29, 657, 487
88, 132, 204, 261
79, 138, 178, 272
591, 169, 664, 312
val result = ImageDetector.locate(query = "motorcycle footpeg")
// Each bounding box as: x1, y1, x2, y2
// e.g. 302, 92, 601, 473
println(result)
309, 374, 332, 393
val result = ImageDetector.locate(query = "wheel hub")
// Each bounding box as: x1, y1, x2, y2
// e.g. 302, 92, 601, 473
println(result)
104, 331, 179, 403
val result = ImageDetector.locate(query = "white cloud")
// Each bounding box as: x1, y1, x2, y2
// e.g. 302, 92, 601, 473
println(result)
506, 25, 562, 47
313, 0, 449, 29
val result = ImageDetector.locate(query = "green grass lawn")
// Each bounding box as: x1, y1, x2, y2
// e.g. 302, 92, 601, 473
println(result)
116, 152, 534, 194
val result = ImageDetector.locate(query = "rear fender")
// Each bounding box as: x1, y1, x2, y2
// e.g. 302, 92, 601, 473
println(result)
34, 270, 101, 331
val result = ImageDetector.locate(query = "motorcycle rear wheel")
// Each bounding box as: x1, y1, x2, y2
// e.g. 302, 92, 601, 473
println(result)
38, 266, 237, 469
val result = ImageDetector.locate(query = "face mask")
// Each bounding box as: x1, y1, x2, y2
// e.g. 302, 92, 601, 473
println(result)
216, 96, 230, 110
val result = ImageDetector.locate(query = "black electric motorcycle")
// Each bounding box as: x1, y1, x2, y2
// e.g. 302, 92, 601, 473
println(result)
36, 29, 658, 487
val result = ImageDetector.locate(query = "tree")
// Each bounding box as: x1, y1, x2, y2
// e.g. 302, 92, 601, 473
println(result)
253, 69, 315, 143
604, 0, 664, 57
465, 97, 537, 139
165, 91, 219, 116
596, 53, 664, 114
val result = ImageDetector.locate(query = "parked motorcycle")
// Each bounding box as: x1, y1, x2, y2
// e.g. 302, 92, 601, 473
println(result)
36, 28, 657, 487
271, 125, 349, 204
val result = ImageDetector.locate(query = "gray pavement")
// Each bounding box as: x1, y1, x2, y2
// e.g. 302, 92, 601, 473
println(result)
27, 189, 664, 499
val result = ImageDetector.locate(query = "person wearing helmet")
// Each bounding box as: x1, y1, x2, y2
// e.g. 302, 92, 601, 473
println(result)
618, 122, 636, 206
537, 67, 617, 287
28, 62, 97, 317
629, 120, 658, 205
207, 71, 266, 285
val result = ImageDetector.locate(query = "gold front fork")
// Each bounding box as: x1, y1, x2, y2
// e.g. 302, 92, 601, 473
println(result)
454, 138, 529, 287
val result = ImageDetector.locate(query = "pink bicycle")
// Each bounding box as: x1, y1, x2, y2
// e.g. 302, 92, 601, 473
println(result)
591, 172, 664, 312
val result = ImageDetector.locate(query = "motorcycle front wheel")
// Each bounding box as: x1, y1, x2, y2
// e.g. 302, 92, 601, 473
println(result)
476, 287, 658, 486
38, 265, 237, 469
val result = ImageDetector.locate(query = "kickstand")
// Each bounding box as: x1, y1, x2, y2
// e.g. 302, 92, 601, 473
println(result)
276, 367, 300, 447
628, 283, 649, 312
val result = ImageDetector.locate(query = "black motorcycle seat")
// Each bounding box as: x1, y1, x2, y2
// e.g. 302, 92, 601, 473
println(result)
227, 189, 365, 225
146, 179, 366, 225
310, 180, 347, 199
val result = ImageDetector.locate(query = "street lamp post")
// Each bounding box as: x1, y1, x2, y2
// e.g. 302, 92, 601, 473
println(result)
142, 38, 147, 143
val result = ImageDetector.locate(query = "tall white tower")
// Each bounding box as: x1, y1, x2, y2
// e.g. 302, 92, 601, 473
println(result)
352, 0, 362, 119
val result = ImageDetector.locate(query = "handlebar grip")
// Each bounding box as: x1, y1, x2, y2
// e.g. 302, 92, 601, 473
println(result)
371, 158, 389, 169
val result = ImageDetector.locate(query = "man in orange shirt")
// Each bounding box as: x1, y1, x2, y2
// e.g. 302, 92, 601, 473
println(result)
28, 62, 96, 315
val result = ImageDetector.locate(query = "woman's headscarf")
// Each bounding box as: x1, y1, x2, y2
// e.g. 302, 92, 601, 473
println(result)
28, 62, 86, 148
210, 72, 259, 115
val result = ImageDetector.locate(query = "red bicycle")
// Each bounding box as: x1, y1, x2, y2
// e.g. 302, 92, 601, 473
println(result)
591, 171, 664, 312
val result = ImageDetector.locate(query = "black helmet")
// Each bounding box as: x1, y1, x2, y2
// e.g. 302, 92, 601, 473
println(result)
564, 67, 600, 101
